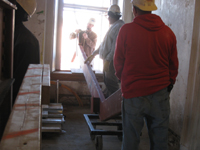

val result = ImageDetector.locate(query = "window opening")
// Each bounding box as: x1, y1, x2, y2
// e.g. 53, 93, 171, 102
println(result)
60, 1, 110, 72
63, 0, 110, 7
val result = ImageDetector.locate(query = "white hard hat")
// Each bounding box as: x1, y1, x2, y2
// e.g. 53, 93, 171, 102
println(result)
108, 4, 121, 16
16, 0, 37, 17
131, 0, 157, 11
88, 18, 96, 25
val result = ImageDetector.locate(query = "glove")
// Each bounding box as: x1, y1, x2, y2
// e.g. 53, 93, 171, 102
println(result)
83, 33, 88, 39
75, 29, 82, 34
69, 32, 76, 40
103, 60, 110, 72
84, 54, 95, 64
167, 84, 173, 92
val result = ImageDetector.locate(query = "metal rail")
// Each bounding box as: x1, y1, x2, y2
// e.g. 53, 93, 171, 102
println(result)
84, 114, 122, 136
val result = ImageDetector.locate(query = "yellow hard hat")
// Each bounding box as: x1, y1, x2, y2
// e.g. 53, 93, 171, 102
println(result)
88, 18, 96, 25
131, 0, 157, 11
16, 0, 37, 17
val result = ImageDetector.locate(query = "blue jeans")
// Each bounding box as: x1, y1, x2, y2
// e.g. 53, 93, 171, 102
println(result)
121, 87, 170, 150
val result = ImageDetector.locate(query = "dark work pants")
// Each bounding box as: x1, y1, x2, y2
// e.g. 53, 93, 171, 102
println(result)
122, 87, 170, 150
103, 60, 119, 97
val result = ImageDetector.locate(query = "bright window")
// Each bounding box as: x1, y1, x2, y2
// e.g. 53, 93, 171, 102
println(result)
60, 0, 111, 71
63, 0, 110, 7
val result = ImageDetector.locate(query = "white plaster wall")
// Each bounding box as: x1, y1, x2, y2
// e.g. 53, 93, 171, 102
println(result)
180, 0, 200, 148
154, 0, 195, 135
23, 0, 46, 63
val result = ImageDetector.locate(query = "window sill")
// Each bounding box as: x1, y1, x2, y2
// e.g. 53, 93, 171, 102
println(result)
51, 70, 103, 82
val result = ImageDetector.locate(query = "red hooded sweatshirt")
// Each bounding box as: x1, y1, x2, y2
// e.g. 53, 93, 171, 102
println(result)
114, 14, 178, 99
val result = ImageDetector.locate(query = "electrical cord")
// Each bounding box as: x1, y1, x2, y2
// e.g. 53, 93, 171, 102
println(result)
51, 81, 83, 106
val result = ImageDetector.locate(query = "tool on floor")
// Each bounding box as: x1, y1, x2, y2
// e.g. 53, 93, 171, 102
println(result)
42, 80, 65, 133
51, 81, 83, 106
42, 103, 65, 132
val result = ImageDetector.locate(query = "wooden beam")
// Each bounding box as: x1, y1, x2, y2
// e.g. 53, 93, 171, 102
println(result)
51, 71, 103, 82
79, 45, 122, 121
42, 64, 50, 104
0, 64, 43, 150
0, 0, 17, 10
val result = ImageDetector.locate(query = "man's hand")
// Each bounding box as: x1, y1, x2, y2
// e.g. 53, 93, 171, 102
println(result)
83, 33, 88, 39
84, 55, 95, 64
69, 32, 76, 40
103, 60, 110, 72
167, 84, 173, 93
75, 29, 81, 34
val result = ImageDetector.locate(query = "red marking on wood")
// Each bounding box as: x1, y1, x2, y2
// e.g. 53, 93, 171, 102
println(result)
27, 67, 49, 70
14, 107, 39, 111
28, 67, 43, 70
71, 51, 76, 62
1, 128, 39, 140
14, 103, 40, 107
18, 91, 40, 95
25, 75, 42, 78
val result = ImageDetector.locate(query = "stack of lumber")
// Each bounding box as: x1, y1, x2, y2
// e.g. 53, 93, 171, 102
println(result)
0, 64, 50, 150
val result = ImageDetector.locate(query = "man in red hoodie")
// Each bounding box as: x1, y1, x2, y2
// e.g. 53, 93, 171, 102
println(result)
114, 0, 178, 150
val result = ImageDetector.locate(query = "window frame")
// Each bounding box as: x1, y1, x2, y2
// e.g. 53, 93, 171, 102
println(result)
55, 2, 109, 72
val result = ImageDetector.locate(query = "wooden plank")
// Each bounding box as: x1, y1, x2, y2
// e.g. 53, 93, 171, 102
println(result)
42, 124, 61, 132
51, 71, 104, 82
42, 103, 63, 110
42, 64, 50, 104
0, 64, 43, 150
0, 0, 17, 10
79, 46, 104, 99
42, 118, 65, 124
100, 89, 122, 121
79, 45, 122, 121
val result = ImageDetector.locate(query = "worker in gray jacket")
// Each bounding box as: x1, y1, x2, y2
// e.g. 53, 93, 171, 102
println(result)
85, 4, 125, 97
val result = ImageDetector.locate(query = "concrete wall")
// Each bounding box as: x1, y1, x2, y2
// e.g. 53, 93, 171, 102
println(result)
180, 0, 200, 149
154, 0, 195, 136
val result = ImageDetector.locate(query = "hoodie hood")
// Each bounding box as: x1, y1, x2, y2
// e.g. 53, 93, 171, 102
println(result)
133, 14, 165, 31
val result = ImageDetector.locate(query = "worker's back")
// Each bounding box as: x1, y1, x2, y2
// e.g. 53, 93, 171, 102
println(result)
114, 13, 178, 98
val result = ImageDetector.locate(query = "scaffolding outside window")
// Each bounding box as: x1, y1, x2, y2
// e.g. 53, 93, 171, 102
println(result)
60, 0, 111, 71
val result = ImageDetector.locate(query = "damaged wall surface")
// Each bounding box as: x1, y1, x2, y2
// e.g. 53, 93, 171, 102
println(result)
180, 0, 200, 149
154, 0, 195, 136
